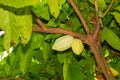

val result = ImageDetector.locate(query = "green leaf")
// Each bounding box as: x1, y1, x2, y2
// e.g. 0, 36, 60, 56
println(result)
0, 64, 5, 76
63, 60, 84, 80
33, 50, 44, 64
29, 63, 45, 74
16, 7, 32, 44
115, 6, 120, 12
41, 42, 51, 62
58, 11, 68, 22
111, 12, 120, 25
3, 45, 22, 76
46, 66, 56, 76
4, 63, 12, 76
39, 5, 50, 20
58, 0, 66, 8
0, 36, 3, 46
0, 47, 4, 53
57, 53, 67, 64
47, 18, 59, 27
101, 28, 106, 42
32, 5, 50, 20
8, 45, 22, 69
0, 7, 20, 52
78, 58, 95, 80
32, 33, 44, 49
101, 27, 120, 51
48, 0, 60, 18
103, 14, 113, 26
70, 17, 81, 31
40, 77, 49, 80
20, 43, 33, 75
0, 0, 39, 8
88, 0, 106, 9
0, 6, 32, 52
0, 57, 7, 65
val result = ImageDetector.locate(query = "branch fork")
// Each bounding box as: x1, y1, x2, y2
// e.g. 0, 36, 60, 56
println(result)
32, 0, 115, 80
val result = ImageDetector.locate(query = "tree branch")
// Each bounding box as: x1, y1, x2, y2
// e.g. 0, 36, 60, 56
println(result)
69, 0, 91, 34
31, 12, 88, 44
88, 35, 115, 80
93, 0, 115, 39
103, 0, 115, 17
93, 0, 101, 39
31, 12, 47, 30
91, 1, 115, 80
32, 26, 88, 44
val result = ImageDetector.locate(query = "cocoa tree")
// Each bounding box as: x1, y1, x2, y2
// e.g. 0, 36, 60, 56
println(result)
0, 0, 120, 80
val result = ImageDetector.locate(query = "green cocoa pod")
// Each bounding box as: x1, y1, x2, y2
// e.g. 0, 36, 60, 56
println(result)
52, 35, 74, 51
71, 39, 84, 55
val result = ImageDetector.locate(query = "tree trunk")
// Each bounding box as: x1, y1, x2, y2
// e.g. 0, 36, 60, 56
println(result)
88, 35, 115, 80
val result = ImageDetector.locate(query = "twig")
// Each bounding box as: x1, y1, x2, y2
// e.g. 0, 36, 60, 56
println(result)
103, 0, 115, 17
31, 12, 47, 30
93, 0, 115, 39
69, 0, 91, 34
93, 0, 101, 39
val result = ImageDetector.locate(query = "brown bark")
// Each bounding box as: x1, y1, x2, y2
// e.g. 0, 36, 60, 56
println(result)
87, 35, 115, 80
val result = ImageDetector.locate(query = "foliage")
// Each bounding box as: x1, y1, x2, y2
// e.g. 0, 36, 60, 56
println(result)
0, 0, 120, 80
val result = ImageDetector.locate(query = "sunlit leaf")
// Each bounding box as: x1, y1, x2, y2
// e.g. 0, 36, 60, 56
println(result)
109, 66, 119, 76
115, 6, 120, 12
48, 0, 60, 18
39, 5, 50, 20
41, 42, 51, 62
0, 8, 20, 52
16, 7, 32, 44
32, 5, 50, 20
32, 33, 44, 49
101, 27, 120, 51
20, 43, 33, 75
111, 12, 120, 25
0, 0, 39, 8
63, 60, 84, 80
0, 7, 32, 52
